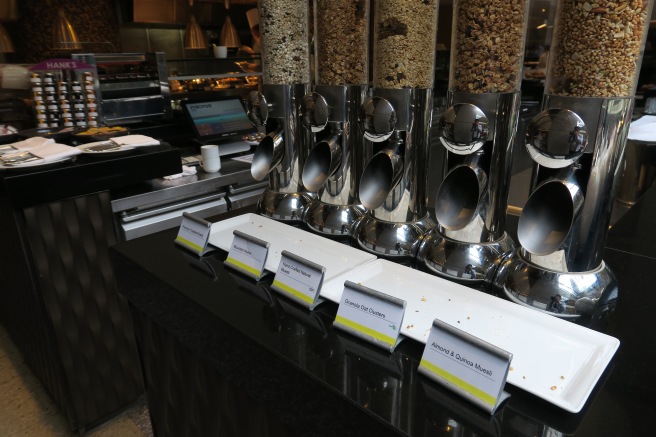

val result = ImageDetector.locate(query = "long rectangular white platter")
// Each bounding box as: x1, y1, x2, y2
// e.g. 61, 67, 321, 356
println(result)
208, 213, 377, 284
321, 259, 619, 413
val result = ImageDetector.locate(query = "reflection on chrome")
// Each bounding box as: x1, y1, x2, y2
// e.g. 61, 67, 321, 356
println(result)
249, 84, 313, 222
525, 108, 586, 169
301, 85, 367, 238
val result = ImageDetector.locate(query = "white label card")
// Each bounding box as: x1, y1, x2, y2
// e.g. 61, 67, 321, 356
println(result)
174, 212, 212, 255
419, 319, 512, 415
224, 230, 269, 280
333, 281, 406, 353
271, 250, 325, 310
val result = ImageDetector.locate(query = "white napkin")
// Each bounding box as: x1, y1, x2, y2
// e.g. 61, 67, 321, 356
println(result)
628, 115, 656, 142
110, 135, 160, 147
163, 165, 197, 180
26, 143, 81, 163
10, 136, 55, 150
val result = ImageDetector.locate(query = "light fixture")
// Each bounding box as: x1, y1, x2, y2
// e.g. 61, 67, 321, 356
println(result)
220, 0, 240, 48
52, 8, 81, 50
0, 23, 14, 53
184, 0, 207, 49
537, 22, 547, 30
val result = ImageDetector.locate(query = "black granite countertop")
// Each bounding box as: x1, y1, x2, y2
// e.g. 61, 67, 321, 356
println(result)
0, 144, 181, 208
111, 199, 656, 436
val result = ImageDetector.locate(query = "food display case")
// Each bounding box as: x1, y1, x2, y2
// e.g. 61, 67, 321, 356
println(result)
167, 56, 262, 103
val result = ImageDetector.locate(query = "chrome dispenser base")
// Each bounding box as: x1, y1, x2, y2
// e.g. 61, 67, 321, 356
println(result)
417, 230, 515, 284
256, 188, 313, 223
493, 249, 618, 321
303, 199, 365, 239
353, 214, 436, 260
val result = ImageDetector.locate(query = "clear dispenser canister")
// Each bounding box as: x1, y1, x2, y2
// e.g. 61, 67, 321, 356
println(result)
315, 0, 369, 86
450, 0, 529, 93
547, 0, 652, 97
260, 0, 311, 85
373, 0, 438, 89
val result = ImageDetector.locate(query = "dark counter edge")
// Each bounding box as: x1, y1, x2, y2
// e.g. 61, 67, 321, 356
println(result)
0, 144, 182, 209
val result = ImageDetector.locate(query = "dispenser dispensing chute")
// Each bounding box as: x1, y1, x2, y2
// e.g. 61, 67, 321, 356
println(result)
495, 0, 654, 320
353, 0, 439, 259
246, 0, 313, 222
417, 0, 531, 283
299, 0, 370, 239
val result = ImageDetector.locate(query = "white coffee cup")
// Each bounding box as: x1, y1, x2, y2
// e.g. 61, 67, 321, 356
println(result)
200, 145, 221, 173
213, 45, 228, 59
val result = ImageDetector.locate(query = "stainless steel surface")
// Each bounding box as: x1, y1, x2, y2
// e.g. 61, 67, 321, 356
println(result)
525, 108, 587, 168
417, 230, 515, 284
494, 249, 618, 320
518, 168, 584, 257
359, 96, 396, 142
251, 127, 284, 181
434, 152, 487, 231
302, 129, 342, 192
257, 188, 311, 222
111, 159, 258, 241
111, 159, 253, 213
120, 196, 227, 241
498, 95, 633, 317
420, 91, 520, 282
301, 85, 368, 237
251, 83, 313, 221
300, 92, 330, 133
359, 137, 404, 210
353, 214, 435, 259
521, 96, 633, 272
438, 103, 489, 155
71, 53, 171, 126
245, 90, 268, 127
354, 87, 435, 258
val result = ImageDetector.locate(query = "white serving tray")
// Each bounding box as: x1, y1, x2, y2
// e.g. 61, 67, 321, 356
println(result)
321, 259, 619, 413
208, 213, 377, 284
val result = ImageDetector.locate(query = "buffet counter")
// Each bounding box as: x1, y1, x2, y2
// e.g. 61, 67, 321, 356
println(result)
110, 188, 656, 436
0, 144, 180, 432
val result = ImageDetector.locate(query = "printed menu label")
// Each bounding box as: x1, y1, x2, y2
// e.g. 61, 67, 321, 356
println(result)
419, 319, 512, 414
271, 250, 325, 310
224, 230, 269, 280
333, 281, 406, 352
174, 212, 212, 255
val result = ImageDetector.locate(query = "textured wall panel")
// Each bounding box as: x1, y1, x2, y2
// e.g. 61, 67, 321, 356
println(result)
22, 191, 143, 430
0, 196, 75, 424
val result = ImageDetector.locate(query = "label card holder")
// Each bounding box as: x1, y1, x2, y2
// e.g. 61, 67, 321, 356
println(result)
224, 230, 270, 281
333, 281, 406, 353
271, 250, 326, 310
419, 319, 513, 415
174, 212, 213, 256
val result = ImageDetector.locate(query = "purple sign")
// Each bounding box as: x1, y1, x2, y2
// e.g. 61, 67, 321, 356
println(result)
30, 58, 93, 71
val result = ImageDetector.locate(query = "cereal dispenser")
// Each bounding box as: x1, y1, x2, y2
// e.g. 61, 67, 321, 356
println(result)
417, 0, 530, 283
300, 0, 369, 238
495, 0, 654, 319
247, 0, 312, 222
353, 0, 439, 259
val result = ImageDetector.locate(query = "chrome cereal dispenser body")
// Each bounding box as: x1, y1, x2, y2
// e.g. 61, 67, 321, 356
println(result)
353, 0, 439, 259
247, 0, 312, 222
300, 0, 369, 238
417, 0, 531, 284
495, 0, 654, 319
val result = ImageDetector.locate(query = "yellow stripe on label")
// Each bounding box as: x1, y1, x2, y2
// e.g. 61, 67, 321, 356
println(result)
175, 235, 203, 252
335, 315, 396, 347
272, 280, 314, 304
419, 358, 496, 407
225, 257, 261, 278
